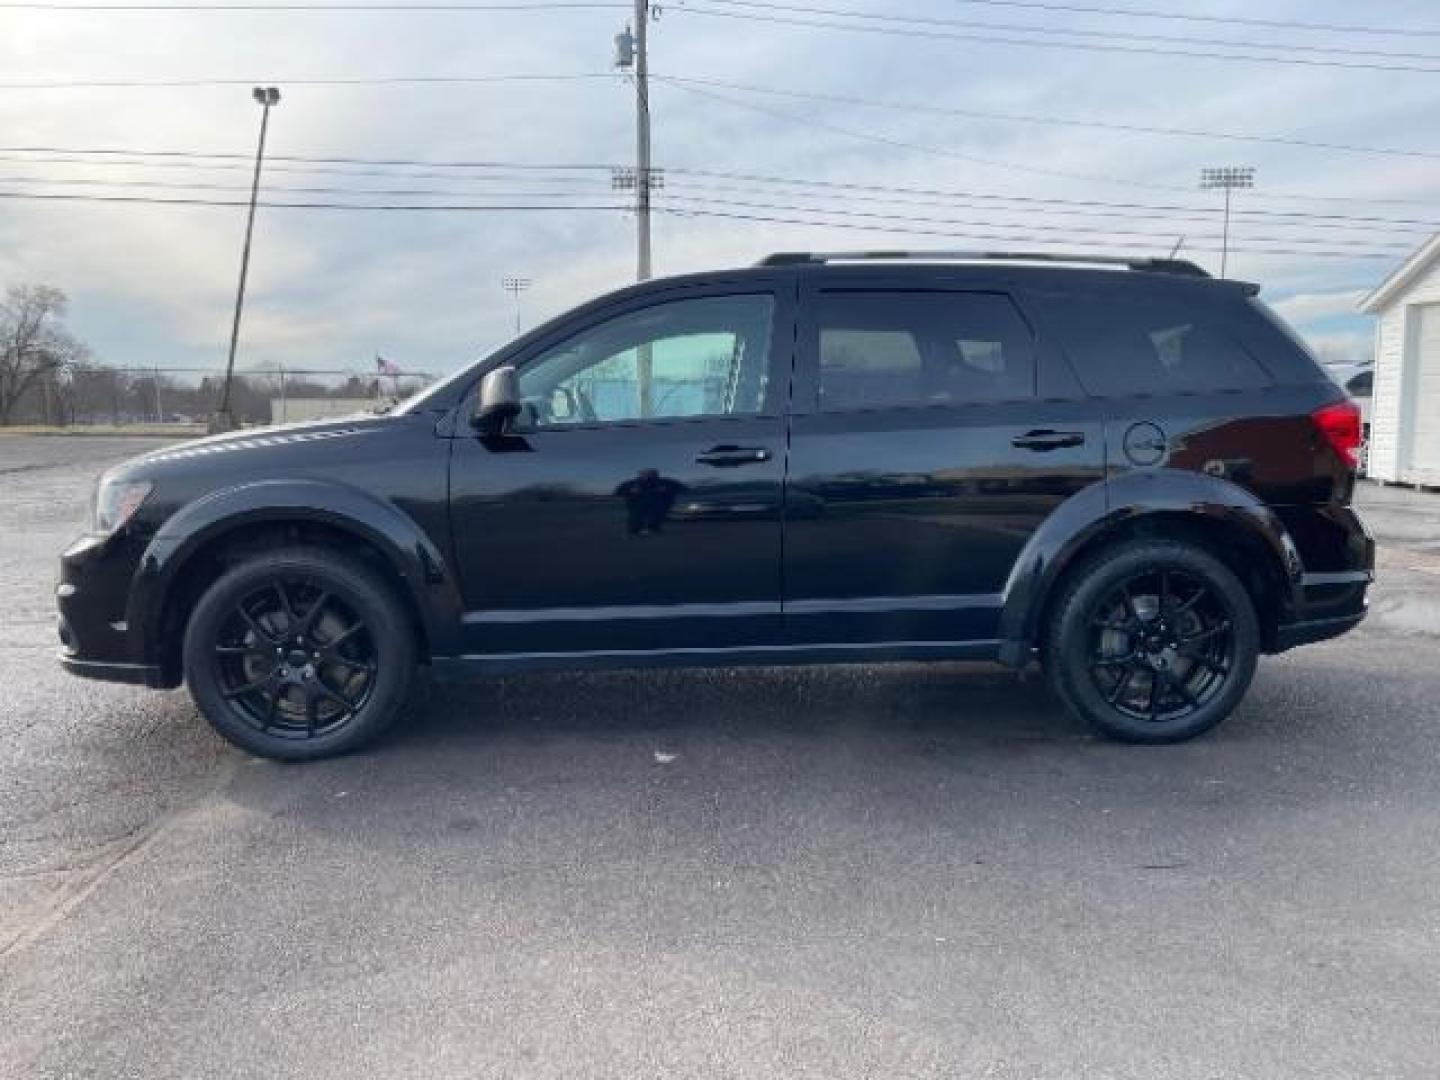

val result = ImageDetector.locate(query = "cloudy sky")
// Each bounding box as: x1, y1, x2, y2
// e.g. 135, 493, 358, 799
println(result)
2, 0, 1438, 378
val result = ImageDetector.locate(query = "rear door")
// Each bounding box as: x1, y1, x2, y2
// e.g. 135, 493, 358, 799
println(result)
783, 275, 1105, 646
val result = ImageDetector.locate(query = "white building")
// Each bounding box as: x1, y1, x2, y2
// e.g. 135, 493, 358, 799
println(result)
1359, 232, 1440, 485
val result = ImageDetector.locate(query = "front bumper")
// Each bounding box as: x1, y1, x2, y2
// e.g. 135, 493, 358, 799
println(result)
58, 654, 167, 687
56, 531, 171, 686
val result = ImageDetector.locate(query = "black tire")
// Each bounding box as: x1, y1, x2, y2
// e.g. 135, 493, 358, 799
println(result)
183, 546, 417, 761
1043, 539, 1260, 744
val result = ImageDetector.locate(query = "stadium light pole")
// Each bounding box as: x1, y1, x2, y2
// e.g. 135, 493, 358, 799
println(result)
502, 276, 532, 335
1199, 166, 1254, 278
217, 85, 281, 431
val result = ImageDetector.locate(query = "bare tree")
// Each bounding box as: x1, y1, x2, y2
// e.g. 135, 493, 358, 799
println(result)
0, 285, 90, 425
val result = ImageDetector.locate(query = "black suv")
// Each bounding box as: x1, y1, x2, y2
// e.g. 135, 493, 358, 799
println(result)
58, 251, 1372, 760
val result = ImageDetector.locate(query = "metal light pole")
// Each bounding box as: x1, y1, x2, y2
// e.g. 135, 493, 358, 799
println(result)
217, 85, 280, 431
502, 276, 532, 335
1199, 166, 1254, 278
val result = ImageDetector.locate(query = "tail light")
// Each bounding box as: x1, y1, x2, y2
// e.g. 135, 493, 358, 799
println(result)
1311, 399, 1362, 469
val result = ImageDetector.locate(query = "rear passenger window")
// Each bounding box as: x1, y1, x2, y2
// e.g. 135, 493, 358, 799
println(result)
816, 291, 1035, 411
1047, 293, 1270, 396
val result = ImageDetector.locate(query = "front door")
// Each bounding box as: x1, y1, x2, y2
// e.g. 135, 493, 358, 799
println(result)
784, 279, 1105, 646
448, 286, 792, 657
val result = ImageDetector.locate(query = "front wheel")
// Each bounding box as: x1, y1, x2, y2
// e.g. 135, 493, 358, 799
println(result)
183, 546, 416, 760
1043, 540, 1260, 744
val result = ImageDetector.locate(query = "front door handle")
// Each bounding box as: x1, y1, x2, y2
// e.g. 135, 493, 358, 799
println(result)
696, 445, 772, 467
1011, 429, 1085, 452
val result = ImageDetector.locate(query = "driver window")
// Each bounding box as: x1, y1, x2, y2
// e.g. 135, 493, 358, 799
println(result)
518, 294, 775, 427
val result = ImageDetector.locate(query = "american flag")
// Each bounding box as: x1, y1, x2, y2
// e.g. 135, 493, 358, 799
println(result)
375, 355, 400, 376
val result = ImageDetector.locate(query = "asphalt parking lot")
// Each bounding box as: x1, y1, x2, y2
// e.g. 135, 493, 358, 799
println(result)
2, 434, 1439, 1079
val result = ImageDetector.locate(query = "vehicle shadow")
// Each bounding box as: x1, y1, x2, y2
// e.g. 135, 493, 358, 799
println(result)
399, 661, 1078, 749
213, 638, 1433, 854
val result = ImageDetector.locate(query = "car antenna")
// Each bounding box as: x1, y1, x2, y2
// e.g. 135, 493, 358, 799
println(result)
1168, 235, 1186, 260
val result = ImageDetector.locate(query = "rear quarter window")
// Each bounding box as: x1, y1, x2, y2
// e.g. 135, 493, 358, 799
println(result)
1239, 296, 1334, 386
1043, 291, 1273, 397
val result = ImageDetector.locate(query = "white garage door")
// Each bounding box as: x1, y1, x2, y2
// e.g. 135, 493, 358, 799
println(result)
1411, 304, 1440, 481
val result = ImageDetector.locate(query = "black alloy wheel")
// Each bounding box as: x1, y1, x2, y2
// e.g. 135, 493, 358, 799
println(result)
212, 578, 377, 740
1045, 539, 1259, 743
1087, 567, 1235, 725
184, 546, 416, 760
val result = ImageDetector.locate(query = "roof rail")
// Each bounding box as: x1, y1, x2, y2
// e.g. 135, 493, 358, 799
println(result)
756, 250, 1210, 278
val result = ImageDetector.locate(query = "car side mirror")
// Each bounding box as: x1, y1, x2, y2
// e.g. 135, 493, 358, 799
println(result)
472, 365, 521, 433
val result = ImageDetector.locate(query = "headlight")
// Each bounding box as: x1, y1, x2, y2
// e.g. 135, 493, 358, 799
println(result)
92, 477, 153, 535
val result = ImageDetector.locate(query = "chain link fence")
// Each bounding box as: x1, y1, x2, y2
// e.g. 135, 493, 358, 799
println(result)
1, 364, 437, 432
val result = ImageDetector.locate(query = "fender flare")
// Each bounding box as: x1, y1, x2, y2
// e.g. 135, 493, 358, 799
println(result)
996, 469, 1304, 665
126, 478, 464, 666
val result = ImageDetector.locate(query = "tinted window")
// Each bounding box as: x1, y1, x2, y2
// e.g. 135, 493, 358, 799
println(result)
519, 295, 774, 426
1047, 293, 1270, 396
815, 291, 1035, 411
1242, 297, 1331, 385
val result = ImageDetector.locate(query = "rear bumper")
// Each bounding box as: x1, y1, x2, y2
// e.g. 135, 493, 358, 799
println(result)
1269, 562, 1371, 653
1264, 500, 1373, 654
1273, 609, 1366, 652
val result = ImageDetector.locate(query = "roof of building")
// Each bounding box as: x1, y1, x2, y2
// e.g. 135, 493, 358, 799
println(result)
1359, 231, 1440, 314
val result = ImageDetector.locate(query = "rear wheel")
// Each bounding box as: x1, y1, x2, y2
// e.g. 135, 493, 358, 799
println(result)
1043, 540, 1259, 743
183, 546, 416, 760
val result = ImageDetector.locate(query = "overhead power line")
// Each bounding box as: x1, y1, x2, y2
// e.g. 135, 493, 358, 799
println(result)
11, 0, 1437, 78
657, 206, 1408, 260
0, 145, 618, 171
651, 193, 1418, 252
0, 152, 613, 187
664, 180, 1435, 237
659, 80, 1440, 208
3, 170, 1422, 246
6, 0, 1434, 38
0, 72, 614, 89
0, 174, 620, 199
0, 1, 624, 8
6, 67, 1436, 169
676, 3, 1440, 75
0, 180, 1413, 253
656, 75, 1440, 162
4, 144, 1438, 219
6, 169, 1433, 237
0, 190, 633, 210
0, 188, 1409, 260
699, 0, 1440, 64
667, 167, 1440, 225
661, 77, 1194, 194
941, 0, 1440, 38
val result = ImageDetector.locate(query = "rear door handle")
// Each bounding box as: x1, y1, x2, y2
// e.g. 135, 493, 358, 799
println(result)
1011, 429, 1086, 452
696, 445, 772, 467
